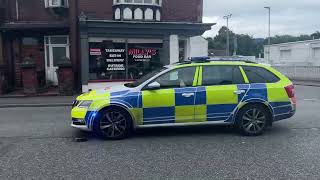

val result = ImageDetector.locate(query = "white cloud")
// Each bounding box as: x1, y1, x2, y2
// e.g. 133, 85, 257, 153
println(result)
202, 0, 320, 38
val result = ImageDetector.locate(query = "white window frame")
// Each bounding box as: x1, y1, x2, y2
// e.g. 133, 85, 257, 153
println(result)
44, 35, 70, 85
44, 36, 70, 65
45, 0, 69, 8
113, 0, 162, 6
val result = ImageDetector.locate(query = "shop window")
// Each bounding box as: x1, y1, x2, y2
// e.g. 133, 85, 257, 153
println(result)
89, 41, 163, 81
145, 8, 153, 20
115, 8, 121, 20
134, 8, 143, 20
123, 8, 133, 19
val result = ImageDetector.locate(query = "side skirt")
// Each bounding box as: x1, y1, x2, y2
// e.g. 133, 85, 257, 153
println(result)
135, 121, 233, 129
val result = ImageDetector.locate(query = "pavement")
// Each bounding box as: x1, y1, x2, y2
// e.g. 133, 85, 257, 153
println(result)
293, 80, 320, 87
0, 96, 75, 108
0, 85, 320, 179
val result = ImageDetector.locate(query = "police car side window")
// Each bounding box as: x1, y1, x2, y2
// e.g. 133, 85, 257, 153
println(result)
154, 67, 196, 88
242, 66, 280, 83
202, 66, 244, 86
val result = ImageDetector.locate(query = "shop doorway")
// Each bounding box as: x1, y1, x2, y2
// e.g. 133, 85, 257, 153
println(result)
44, 36, 69, 86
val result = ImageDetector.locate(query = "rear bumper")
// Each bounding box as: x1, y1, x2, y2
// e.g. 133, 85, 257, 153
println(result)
274, 109, 296, 121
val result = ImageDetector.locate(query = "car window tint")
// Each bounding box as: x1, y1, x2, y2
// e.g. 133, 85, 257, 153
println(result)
242, 66, 280, 83
202, 66, 245, 86
155, 66, 196, 88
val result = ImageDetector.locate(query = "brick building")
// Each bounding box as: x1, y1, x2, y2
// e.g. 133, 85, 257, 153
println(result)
0, 0, 213, 94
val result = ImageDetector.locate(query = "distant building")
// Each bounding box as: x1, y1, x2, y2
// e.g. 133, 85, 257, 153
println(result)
264, 39, 320, 66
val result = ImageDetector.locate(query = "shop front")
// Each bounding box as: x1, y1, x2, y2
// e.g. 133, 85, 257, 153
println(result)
79, 19, 213, 92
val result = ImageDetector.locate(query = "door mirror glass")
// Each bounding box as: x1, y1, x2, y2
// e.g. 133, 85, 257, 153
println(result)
145, 81, 161, 90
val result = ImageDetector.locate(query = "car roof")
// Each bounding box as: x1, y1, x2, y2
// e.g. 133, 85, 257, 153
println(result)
170, 60, 266, 69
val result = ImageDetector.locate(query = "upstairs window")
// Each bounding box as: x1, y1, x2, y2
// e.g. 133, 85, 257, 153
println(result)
114, 0, 162, 6
45, 0, 68, 8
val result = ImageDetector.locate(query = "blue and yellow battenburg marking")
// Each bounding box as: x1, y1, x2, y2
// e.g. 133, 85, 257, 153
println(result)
72, 83, 294, 128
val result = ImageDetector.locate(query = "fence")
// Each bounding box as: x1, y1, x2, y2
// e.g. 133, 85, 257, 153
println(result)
272, 66, 320, 82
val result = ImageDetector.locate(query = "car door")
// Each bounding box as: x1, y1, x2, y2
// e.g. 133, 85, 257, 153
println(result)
195, 65, 246, 122
141, 66, 198, 125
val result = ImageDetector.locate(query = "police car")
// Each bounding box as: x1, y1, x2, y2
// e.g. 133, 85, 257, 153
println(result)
71, 58, 296, 139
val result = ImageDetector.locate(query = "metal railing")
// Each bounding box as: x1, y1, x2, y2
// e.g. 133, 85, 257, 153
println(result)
273, 65, 320, 81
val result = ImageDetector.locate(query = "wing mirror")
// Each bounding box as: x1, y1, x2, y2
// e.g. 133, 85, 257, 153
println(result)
145, 82, 161, 90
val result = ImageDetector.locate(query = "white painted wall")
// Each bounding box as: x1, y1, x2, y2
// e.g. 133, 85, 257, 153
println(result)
169, 35, 179, 64
188, 36, 208, 58
264, 39, 320, 66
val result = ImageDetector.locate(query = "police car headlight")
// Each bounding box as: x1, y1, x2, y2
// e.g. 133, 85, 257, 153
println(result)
78, 101, 92, 109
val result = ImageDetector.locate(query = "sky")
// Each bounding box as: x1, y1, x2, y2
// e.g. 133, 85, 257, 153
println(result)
202, 0, 320, 38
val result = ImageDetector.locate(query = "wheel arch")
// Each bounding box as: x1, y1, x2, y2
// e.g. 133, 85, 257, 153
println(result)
233, 99, 274, 124
97, 103, 137, 128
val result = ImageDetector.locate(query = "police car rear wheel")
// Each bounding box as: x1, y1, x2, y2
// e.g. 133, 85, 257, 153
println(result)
98, 108, 131, 140
236, 104, 269, 136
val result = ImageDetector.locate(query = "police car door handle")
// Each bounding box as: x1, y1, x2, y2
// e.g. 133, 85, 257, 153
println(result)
234, 90, 246, 95
182, 93, 194, 97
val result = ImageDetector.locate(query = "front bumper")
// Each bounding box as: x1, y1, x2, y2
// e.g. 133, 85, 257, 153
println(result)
71, 123, 91, 131
71, 107, 92, 131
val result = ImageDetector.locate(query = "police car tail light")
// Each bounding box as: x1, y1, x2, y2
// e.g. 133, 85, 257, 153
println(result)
285, 85, 296, 104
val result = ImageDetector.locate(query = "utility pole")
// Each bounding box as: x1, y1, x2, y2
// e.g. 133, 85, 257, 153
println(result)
223, 14, 232, 56
264, 7, 271, 64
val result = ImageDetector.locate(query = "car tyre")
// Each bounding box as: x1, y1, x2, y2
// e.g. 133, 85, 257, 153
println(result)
95, 107, 132, 140
235, 104, 270, 136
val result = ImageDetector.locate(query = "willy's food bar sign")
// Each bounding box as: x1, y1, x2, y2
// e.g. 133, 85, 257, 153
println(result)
129, 48, 158, 62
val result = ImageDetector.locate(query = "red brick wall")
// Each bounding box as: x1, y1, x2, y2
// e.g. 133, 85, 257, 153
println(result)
78, 0, 114, 19
6, 0, 68, 22
78, 0, 203, 22
162, 0, 203, 22
4, 0, 203, 22
21, 46, 45, 72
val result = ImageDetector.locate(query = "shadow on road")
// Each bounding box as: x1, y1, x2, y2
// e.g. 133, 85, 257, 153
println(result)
71, 124, 293, 141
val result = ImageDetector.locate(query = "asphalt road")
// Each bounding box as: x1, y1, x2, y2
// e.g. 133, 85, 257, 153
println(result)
1, 85, 320, 180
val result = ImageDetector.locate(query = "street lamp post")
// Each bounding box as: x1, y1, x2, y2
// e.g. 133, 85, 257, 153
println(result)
264, 7, 271, 64
223, 14, 232, 56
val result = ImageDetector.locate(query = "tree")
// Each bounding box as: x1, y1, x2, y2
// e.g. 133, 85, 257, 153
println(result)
207, 26, 256, 56
311, 31, 320, 39
207, 28, 320, 57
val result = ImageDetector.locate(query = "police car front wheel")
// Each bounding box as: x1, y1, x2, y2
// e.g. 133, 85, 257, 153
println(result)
96, 108, 132, 140
236, 104, 270, 136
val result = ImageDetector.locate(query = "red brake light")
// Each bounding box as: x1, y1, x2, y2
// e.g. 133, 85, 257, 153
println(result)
285, 85, 295, 98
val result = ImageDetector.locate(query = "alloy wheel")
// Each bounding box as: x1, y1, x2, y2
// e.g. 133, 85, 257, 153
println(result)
100, 111, 127, 138
242, 108, 266, 134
